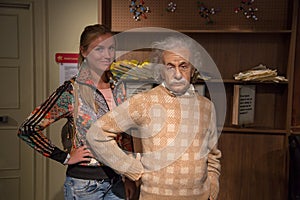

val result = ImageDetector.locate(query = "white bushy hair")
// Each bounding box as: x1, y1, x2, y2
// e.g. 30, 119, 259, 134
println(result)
149, 36, 202, 83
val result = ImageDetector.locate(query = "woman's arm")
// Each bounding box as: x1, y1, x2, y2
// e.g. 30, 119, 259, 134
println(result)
18, 80, 74, 164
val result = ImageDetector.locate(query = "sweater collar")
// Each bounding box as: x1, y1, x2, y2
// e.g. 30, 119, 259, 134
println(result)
161, 82, 196, 97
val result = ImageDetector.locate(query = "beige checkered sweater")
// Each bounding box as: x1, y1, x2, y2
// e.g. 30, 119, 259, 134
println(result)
87, 85, 221, 200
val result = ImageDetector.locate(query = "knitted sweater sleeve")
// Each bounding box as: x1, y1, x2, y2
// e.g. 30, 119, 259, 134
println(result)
207, 102, 222, 200
86, 99, 144, 181
17, 80, 73, 164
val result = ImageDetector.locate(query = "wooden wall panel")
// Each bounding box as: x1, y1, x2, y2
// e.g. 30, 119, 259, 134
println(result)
218, 133, 287, 200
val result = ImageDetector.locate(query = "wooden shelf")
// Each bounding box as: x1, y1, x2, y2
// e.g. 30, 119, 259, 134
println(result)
291, 126, 300, 133
181, 30, 293, 34
113, 29, 293, 34
117, 79, 289, 85
196, 79, 289, 84
221, 127, 287, 135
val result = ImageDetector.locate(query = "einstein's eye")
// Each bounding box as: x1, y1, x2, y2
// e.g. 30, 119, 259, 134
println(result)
166, 64, 175, 70
179, 65, 189, 71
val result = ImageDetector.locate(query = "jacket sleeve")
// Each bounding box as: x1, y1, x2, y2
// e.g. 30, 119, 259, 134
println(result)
207, 102, 222, 200
17, 80, 74, 164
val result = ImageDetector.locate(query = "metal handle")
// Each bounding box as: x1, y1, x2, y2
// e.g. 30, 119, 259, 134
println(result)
0, 116, 8, 123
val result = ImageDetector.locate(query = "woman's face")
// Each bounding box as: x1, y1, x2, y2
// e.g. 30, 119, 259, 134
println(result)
83, 33, 115, 74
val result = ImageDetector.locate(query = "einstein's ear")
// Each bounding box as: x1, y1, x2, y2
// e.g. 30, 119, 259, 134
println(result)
191, 67, 196, 76
191, 67, 199, 83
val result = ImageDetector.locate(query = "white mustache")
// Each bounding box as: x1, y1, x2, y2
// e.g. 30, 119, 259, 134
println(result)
169, 79, 188, 85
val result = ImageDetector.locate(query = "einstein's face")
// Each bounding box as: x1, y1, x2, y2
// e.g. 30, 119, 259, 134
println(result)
161, 49, 194, 95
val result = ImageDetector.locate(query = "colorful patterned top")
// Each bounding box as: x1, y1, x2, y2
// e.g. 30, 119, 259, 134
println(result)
18, 67, 132, 179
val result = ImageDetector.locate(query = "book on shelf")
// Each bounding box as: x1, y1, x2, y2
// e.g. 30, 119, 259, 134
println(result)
232, 85, 256, 126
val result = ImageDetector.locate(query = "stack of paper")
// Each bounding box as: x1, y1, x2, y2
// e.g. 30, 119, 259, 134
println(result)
233, 64, 288, 82
110, 60, 154, 80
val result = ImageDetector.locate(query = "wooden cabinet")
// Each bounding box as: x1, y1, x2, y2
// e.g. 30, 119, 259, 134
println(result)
100, 0, 298, 199
292, 3, 300, 133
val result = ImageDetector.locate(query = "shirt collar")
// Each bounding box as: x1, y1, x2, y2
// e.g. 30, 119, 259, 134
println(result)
161, 82, 195, 96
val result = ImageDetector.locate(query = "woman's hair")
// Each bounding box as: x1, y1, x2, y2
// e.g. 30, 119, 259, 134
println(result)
75, 24, 114, 115
150, 36, 201, 83
78, 24, 112, 65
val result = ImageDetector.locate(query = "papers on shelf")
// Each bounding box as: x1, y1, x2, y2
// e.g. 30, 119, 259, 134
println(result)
233, 64, 288, 82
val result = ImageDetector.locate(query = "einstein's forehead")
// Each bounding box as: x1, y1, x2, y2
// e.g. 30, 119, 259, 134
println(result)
162, 48, 191, 61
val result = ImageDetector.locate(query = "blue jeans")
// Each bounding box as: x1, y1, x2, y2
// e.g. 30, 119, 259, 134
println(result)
64, 176, 125, 200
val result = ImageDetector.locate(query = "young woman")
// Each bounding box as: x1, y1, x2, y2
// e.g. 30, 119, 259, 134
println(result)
18, 24, 136, 200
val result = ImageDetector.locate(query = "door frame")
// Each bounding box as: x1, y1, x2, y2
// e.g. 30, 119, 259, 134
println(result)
31, 0, 48, 199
